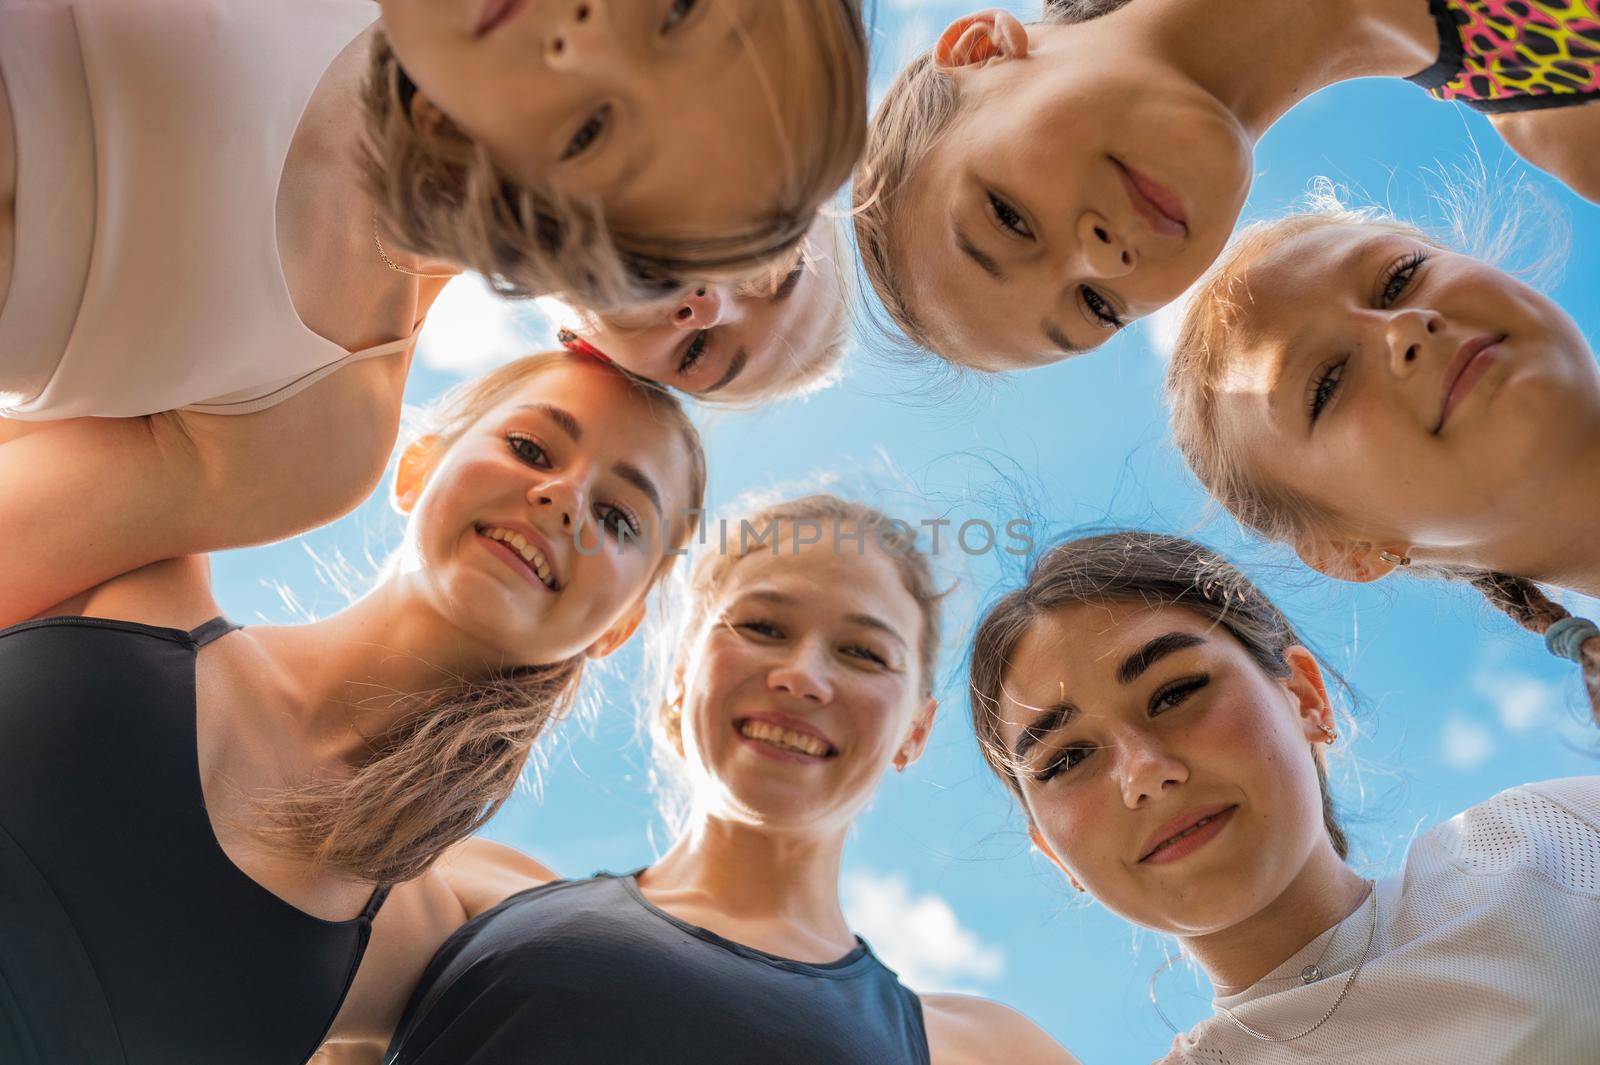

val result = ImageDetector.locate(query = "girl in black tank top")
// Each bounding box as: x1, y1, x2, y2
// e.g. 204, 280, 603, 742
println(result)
0, 353, 705, 1063
385, 496, 1078, 1065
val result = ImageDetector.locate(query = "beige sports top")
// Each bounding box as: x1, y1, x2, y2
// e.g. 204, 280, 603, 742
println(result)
0, 0, 415, 421
1159, 777, 1600, 1064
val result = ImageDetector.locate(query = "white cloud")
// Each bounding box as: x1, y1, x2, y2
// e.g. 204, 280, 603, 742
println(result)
1475, 672, 1559, 733
1144, 301, 1184, 362
842, 870, 1004, 992
415, 273, 553, 377
1439, 715, 1494, 771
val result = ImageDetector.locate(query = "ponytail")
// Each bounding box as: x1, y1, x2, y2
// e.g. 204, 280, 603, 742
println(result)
1471, 571, 1600, 726
255, 659, 583, 885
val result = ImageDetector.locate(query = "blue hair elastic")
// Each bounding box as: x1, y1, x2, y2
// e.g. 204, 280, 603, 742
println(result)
1545, 616, 1600, 664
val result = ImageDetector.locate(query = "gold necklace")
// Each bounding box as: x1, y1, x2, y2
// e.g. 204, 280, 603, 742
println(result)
372, 217, 457, 279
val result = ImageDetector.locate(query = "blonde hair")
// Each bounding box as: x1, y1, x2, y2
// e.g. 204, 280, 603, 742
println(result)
1167, 208, 1600, 724
258, 352, 707, 884
645, 494, 946, 830
853, 6, 1088, 365
363, 3, 869, 312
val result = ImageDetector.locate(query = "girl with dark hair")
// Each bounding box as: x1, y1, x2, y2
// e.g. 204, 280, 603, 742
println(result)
854, 0, 1599, 370
968, 531, 1600, 1062
0, 352, 705, 1064
367, 496, 1079, 1065
0, 0, 866, 625
1165, 210, 1600, 722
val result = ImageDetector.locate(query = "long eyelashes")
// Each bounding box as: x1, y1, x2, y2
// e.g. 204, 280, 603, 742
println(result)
678, 330, 710, 375
1381, 251, 1428, 306
1307, 359, 1347, 423
987, 192, 1033, 239
506, 431, 551, 467
1082, 286, 1124, 329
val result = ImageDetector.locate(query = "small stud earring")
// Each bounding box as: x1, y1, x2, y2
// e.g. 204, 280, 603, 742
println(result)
1378, 551, 1411, 567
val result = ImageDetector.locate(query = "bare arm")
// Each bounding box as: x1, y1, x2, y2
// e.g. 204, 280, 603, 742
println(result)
0, 354, 403, 627
1490, 102, 1600, 205
921, 993, 1082, 1065
314, 839, 556, 1061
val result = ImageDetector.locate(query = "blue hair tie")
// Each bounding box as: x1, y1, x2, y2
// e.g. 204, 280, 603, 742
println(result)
1545, 616, 1600, 664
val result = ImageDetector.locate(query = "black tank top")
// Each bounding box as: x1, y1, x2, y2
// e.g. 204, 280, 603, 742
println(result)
0, 616, 388, 1065
385, 872, 932, 1064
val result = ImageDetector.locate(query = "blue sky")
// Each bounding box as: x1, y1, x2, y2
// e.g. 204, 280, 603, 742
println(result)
209, 4, 1600, 1061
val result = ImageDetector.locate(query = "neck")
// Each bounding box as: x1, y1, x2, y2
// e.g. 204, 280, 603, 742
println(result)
259, 578, 510, 767
1179, 844, 1369, 993
1145, 0, 1440, 139
1426, 433, 1600, 598
643, 813, 853, 946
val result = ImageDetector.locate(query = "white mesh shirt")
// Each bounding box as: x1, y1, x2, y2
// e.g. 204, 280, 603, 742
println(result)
1159, 777, 1600, 1065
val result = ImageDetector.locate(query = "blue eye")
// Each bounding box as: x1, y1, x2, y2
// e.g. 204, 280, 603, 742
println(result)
1381, 252, 1428, 306
507, 432, 551, 466
1307, 359, 1347, 423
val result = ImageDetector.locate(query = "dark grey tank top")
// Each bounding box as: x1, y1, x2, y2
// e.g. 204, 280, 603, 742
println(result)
384, 871, 931, 1064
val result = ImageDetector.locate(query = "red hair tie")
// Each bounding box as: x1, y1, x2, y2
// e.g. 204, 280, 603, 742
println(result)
558, 329, 612, 365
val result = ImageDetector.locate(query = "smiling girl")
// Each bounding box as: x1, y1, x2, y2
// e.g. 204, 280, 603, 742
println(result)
0, 352, 705, 1064
369, 496, 1079, 1065
1165, 208, 1600, 720
970, 531, 1600, 1062
0, 0, 863, 623
854, 0, 1600, 370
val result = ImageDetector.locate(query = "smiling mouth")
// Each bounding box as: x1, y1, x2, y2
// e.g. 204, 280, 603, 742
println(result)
735, 719, 837, 759
474, 0, 525, 38
477, 524, 559, 591
1140, 805, 1236, 862
1113, 159, 1188, 239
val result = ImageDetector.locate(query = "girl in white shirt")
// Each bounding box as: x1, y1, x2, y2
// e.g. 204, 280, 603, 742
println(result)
968, 530, 1600, 1063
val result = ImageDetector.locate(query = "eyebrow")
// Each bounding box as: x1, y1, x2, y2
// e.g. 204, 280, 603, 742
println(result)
1043, 321, 1088, 356
736, 591, 905, 646
612, 460, 662, 516
1116, 632, 1207, 684
1013, 701, 1078, 762
953, 224, 1005, 281
702, 348, 749, 394
518, 404, 582, 442
771, 262, 806, 303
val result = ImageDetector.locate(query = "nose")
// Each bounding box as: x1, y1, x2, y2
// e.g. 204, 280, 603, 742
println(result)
1382, 307, 1442, 378
671, 286, 730, 331
1116, 733, 1188, 809
767, 639, 834, 705
545, 2, 602, 67
1073, 211, 1136, 280
528, 475, 588, 536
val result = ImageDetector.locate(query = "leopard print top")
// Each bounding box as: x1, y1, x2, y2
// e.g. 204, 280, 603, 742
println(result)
1407, 0, 1600, 112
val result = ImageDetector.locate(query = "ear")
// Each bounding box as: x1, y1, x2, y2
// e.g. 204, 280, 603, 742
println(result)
585, 600, 647, 660
1282, 645, 1336, 744
933, 9, 1029, 73
393, 435, 442, 515
892, 697, 940, 771
1293, 533, 1407, 584
1028, 824, 1083, 891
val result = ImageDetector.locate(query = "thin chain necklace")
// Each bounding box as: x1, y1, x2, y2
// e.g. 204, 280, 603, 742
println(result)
1149, 881, 1379, 1044
372, 217, 456, 279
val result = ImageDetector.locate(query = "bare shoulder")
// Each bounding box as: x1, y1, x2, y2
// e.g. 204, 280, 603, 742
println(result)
1489, 101, 1600, 204
435, 837, 560, 920
66, 555, 220, 632
920, 993, 1082, 1065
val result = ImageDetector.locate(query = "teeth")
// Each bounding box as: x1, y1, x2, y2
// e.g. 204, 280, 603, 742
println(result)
738, 720, 830, 758
480, 526, 557, 590
1154, 815, 1216, 854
